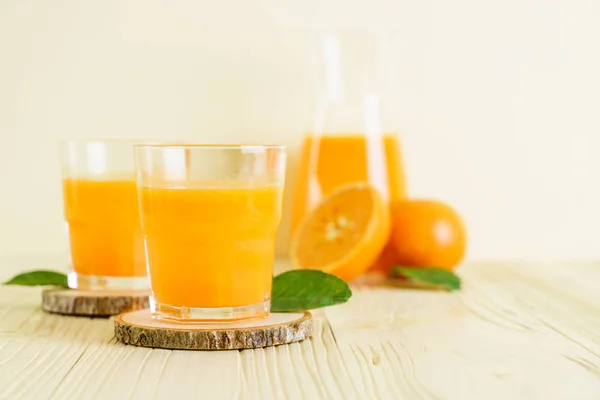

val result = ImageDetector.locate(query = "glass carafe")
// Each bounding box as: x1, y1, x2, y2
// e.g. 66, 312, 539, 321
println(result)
291, 30, 407, 233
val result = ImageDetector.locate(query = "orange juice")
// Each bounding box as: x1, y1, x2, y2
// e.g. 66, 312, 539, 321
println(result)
63, 179, 146, 277
139, 185, 283, 308
291, 134, 406, 232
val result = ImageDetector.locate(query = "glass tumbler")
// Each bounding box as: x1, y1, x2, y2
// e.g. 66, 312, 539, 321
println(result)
60, 140, 148, 290
134, 144, 286, 322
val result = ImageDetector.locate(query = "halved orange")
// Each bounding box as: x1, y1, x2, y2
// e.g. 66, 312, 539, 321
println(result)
290, 182, 391, 282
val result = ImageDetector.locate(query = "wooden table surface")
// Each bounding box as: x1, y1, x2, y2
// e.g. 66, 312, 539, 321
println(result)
1, 256, 599, 400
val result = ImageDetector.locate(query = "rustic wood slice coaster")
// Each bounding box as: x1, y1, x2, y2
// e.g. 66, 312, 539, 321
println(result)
114, 309, 313, 350
42, 289, 150, 317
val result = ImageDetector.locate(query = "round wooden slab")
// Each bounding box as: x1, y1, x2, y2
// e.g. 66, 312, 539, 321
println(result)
42, 289, 149, 317
114, 309, 313, 350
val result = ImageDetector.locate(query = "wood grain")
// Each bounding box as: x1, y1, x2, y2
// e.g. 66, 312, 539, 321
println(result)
41, 289, 150, 317
114, 310, 313, 350
2, 258, 600, 399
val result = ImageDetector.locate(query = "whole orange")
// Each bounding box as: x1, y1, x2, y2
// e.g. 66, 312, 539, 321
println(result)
387, 199, 467, 271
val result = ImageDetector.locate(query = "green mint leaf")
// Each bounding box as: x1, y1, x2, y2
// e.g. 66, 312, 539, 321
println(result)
271, 270, 352, 312
394, 266, 461, 291
4, 270, 69, 288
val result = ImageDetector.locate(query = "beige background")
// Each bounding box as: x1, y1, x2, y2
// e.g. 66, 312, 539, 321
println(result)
1, 0, 599, 261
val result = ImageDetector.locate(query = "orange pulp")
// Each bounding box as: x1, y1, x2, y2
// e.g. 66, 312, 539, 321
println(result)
291, 182, 390, 282
139, 185, 283, 308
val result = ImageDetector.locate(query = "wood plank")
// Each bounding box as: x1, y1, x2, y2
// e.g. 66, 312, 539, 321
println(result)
50, 317, 354, 400
324, 264, 600, 400
1, 258, 600, 399
0, 311, 111, 400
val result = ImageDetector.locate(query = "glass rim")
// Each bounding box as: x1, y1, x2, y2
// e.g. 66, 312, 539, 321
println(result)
133, 143, 286, 151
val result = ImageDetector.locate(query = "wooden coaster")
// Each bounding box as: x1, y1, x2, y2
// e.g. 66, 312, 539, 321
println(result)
42, 289, 149, 317
114, 309, 313, 350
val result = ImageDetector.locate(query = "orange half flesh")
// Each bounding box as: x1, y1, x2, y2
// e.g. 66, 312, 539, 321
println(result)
290, 183, 391, 282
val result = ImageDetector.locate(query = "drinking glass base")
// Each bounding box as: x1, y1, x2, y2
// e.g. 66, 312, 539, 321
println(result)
68, 272, 149, 291
150, 296, 270, 323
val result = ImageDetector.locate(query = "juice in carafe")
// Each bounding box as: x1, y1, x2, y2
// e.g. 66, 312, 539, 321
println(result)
291, 133, 406, 233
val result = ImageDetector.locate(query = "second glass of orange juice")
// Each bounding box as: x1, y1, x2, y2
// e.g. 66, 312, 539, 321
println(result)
61, 140, 147, 290
134, 144, 286, 322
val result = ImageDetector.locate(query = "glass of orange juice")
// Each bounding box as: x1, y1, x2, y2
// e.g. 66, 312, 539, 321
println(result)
134, 144, 286, 322
60, 139, 147, 290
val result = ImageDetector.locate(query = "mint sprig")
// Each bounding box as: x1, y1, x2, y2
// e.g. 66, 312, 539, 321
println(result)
271, 270, 352, 312
393, 266, 461, 291
4, 270, 69, 288
3, 269, 353, 312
